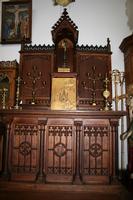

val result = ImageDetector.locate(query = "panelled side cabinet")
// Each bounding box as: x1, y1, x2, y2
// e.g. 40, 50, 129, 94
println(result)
0, 109, 126, 184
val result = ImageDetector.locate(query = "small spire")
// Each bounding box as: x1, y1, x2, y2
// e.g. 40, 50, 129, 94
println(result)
107, 38, 111, 52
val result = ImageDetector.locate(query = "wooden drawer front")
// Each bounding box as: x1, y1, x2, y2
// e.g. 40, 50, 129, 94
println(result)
45, 124, 75, 183
81, 124, 110, 184
10, 123, 39, 181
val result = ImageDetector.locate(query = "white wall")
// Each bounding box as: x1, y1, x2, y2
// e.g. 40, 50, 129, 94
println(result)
0, 0, 132, 169
0, 0, 131, 69
126, 0, 133, 31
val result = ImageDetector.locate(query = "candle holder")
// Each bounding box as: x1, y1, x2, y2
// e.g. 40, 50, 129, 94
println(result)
14, 76, 22, 109
111, 69, 121, 111
103, 74, 111, 111
24, 65, 46, 105
82, 66, 102, 106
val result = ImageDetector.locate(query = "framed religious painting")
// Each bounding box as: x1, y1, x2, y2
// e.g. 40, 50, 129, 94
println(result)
1, 1, 32, 44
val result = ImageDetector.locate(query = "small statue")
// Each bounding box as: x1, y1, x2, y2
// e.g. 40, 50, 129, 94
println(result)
119, 83, 133, 140
120, 84, 133, 178
120, 118, 133, 140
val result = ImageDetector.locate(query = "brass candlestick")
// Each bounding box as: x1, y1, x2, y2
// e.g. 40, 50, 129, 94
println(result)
103, 74, 110, 111
111, 69, 121, 111
119, 71, 125, 171
0, 87, 8, 109
119, 72, 125, 110
14, 76, 21, 109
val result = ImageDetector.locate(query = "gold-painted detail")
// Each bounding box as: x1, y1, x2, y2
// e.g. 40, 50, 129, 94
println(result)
51, 77, 76, 110
58, 67, 70, 72
103, 74, 111, 111
54, 0, 75, 7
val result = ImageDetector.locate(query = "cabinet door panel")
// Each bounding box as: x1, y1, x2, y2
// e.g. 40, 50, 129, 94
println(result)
81, 120, 110, 184
10, 119, 39, 181
45, 120, 75, 183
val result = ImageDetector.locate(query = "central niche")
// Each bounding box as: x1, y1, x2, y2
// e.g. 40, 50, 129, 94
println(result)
57, 38, 74, 72
51, 9, 78, 73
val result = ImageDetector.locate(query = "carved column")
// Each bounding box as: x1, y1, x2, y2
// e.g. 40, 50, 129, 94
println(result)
73, 120, 83, 184
109, 119, 119, 182
36, 119, 47, 183
1, 120, 12, 180
0, 122, 5, 172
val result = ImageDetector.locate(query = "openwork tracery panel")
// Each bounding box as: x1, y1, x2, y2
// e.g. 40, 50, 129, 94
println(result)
82, 124, 109, 178
11, 123, 39, 178
45, 124, 75, 182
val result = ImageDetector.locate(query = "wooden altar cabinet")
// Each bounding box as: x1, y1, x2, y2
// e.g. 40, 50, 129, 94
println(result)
0, 109, 126, 184
0, 8, 127, 185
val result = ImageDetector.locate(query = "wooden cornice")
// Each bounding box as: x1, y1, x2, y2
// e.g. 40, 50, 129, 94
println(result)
119, 33, 133, 53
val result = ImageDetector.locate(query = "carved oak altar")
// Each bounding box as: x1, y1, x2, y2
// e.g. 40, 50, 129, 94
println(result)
0, 9, 126, 185
0, 109, 126, 184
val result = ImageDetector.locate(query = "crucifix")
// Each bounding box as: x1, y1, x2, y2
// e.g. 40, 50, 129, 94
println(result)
6, 5, 28, 37
61, 39, 67, 68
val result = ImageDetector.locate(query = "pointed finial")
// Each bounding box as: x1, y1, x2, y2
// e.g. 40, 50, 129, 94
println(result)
107, 38, 111, 52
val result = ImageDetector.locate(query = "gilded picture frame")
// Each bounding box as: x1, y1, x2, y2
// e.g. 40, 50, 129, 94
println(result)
1, 1, 32, 44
